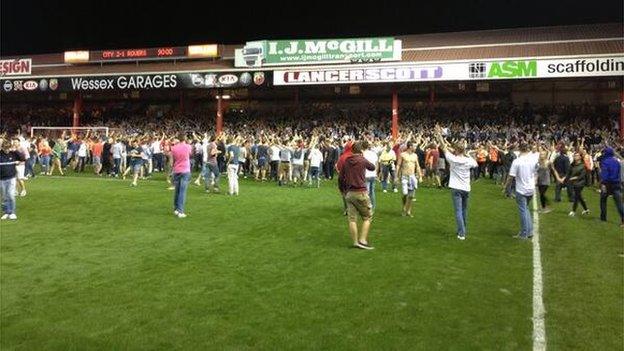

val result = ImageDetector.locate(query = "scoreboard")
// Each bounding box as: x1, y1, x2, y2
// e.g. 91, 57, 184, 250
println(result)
91, 47, 187, 62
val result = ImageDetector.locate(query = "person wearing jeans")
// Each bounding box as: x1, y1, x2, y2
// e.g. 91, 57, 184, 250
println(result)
362, 141, 378, 211
0, 178, 16, 218
452, 189, 470, 238
598, 147, 624, 226
379, 143, 397, 193
506, 143, 539, 239
171, 135, 193, 218
514, 192, 534, 237
435, 129, 477, 240
0, 139, 25, 220
39, 139, 52, 175
173, 172, 191, 215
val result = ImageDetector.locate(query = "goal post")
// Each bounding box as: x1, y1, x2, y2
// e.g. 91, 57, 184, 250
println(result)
30, 126, 110, 139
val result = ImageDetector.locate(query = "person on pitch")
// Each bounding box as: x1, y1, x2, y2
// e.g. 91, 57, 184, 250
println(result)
339, 141, 376, 250
396, 141, 423, 217
435, 127, 477, 240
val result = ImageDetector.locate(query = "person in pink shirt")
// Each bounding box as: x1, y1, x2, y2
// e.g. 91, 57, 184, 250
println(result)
171, 135, 193, 218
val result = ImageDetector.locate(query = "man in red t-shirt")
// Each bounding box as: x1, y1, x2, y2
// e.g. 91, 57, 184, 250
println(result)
339, 141, 376, 250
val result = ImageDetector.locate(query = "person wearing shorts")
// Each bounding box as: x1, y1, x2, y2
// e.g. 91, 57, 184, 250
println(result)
125, 140, 144, 187
255, 139, 269, 181
13, 138, 28, 197
339, 141, 375, 250
278, 144, 292, 186
291, 145, 305, 185
396, 141, 423, 217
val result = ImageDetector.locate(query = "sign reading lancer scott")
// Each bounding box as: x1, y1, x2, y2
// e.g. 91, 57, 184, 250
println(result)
273, 66, 443, 85
235, 38, 402, 67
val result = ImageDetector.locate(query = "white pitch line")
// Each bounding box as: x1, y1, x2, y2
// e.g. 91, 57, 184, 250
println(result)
532, 195, 547, 351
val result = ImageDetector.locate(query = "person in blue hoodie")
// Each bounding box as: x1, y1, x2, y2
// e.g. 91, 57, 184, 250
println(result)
599, 147, 624, 227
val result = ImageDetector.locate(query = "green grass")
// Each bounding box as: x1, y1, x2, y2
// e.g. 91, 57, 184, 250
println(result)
0, 174, 622, 350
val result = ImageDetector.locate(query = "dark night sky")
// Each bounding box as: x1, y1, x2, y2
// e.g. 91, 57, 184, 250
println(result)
1, 0, 622, 56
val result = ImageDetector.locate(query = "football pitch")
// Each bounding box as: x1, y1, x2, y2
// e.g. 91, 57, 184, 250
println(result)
1, 175, 622, 350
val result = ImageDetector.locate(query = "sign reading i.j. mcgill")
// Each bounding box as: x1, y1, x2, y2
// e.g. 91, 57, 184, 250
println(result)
235, 38, 402, 68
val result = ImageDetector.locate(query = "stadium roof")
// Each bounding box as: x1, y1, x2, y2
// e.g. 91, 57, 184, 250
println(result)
4, 22, 623, 77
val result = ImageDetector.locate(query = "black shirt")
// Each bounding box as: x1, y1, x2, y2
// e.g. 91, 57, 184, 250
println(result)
553, 154, 571, 175
0, 150, 26, 180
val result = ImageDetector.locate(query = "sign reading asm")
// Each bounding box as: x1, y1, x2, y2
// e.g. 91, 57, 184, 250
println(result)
0, 59, 32, 76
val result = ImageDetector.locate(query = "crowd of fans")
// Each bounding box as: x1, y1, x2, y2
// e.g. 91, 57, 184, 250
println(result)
1, 101, 622, 226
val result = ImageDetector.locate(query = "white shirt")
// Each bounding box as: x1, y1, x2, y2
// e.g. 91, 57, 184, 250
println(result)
269, 145, 281, 161
77, 143, 88, 157
308, 148, 323, 168
201, 139, 209, 163
509, 152, 540, 196
363, 149, 378, 178
445, 151, 478, 192
194, 142, 203, 154
18, 140, 30, 160
151, 141, 162, 154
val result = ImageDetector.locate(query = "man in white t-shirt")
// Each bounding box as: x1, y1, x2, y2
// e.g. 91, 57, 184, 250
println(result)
362, 141, 379, 210
151, 137, 163, 172
435, 129, 477, 240
506, 143, 539, 239
308, 146, 323, 188
268, 142, 281, 182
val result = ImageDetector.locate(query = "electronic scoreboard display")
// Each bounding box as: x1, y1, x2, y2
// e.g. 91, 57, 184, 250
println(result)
91, 47, 187, 62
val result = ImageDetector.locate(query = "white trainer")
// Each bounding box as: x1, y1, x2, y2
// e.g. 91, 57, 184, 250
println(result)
457, 235, 466, 241
177, 213, 187, 218
8, 214, 17, 220
19, 190, 26, 197
582, 210, 590, 216
568, 211, 575, 217
174, 210, 180, 216
0, 214, 8, 220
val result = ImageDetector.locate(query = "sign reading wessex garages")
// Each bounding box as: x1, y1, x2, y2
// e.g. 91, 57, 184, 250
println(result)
0, 72, 269, 93
235, 38, 402, 67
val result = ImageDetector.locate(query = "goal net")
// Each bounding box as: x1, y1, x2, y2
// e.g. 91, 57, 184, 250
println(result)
30, 126, 110, 139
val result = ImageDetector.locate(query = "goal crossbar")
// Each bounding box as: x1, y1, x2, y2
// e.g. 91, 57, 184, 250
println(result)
30, 127, 109, 138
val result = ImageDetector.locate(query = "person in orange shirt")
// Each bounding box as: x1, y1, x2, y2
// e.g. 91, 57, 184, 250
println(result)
488, 142, 500, 182
475, 145, 487, 179
91, 137, 104, 175
38, 139, 52, 175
